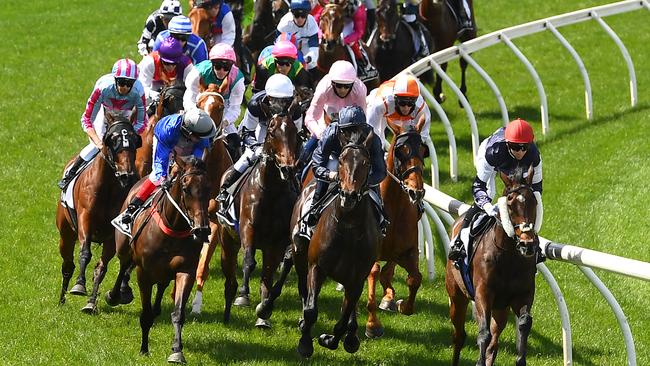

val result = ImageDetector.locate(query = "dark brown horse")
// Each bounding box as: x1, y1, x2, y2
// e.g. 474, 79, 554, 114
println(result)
315, 0, 380, 91
446, 166, 539, 366
368, 0, 434, 83
135, 80, 186, 178
56, 115, 140, 311
419, 0, 476, 103
107, 158, 211, 363
365, 116, 426, 338
220, 104, 301, 327
291, 132, 381, 358
242, 0, 289, 60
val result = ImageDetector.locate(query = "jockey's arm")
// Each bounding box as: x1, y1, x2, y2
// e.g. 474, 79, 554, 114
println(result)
531, 156, 543, 194
132, 83, 148, 134
239, 109, 260, 146
312, 127, 336, 181
85, 127, 103, 149
344, 5, 367, 44
304, 80, 327, 138
365, 97, 388, 148
368, 132, 387, 186
80, 81, 103, 134
192, 138, 210, 159
473, 150, 496, 209
138, 14, 157, 54
137, 57, 157, 101
183, 68, 202, 112
223, 78, 245, 128
188, 36, 209, 64
219, 12, 237, 46
414, 99, 432, 144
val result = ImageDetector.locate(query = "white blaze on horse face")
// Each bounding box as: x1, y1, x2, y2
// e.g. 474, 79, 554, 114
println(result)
203, 96, 214, 114
516, 194, 525, 203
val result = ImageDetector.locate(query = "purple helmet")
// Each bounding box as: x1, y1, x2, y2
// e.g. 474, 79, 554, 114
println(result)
159, 37, 184, 64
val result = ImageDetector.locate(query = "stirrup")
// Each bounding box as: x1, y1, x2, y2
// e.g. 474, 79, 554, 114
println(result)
448, 243, 466, 261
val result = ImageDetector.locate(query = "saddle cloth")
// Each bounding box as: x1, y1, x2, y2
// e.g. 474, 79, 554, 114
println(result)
111, 189, 161, 238
60, 158, 94, 210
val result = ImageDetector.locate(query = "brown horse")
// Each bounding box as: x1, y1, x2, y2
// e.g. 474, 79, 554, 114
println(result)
419, 0, 476, 103
135, 80, 186, 178
365, 116, 426, 337
446, 166, 539, 366
242, 0, 289, 60
107, 158, 211, 363
219, 104, 301, 327
188, 6, 213, 48
316, 0, 380, 91
56, 115, 140, 311
291, 132, 381, 358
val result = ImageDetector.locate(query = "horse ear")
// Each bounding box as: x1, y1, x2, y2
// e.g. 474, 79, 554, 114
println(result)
499, 170, 512, 187
385, 118, 400, 135
105, 112, 115, 124
415, 114, 426, 134
363, 129, 374, 149
526, 164, 534, 185
323, 109, 332, 126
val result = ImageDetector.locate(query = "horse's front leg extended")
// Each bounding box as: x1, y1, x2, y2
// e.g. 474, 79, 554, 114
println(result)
514, 304, 533, 366
486, 309, 508, 366
256, 244, 293, 321
297, 264, 325, 359
137, 267, 154, 356
167, 272, 194, 364
70, 234, 93, 295
397, 249, 422, 315
474, 285, 494, 366
378, 261, 397, 311
235, 242, 256, 307
365, 262, 384, 338
319, 284, 362, 353
83, 238, 116, 314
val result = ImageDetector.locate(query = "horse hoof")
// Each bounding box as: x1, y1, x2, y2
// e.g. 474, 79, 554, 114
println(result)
318, 334, 338, 350
255, 302, 273, 320
335, 283, 344, 291
69, 284, 87, 296
233, 295, 250, 307
167, 351, 186, 364
343, 334, 361, 353
140, 350, 150, 357
297, 337, 314, 358
378, 298, 397, 312
81, 302, 98, 315
105, 291, 120, 307
365, 325, 384, 339
298, 318, 305, 332
396, 299, 414, 315
438, 93, 447, 104
255, 318, 271, 329
191, 292, 203, 315
59, 296, 66, 306
120, 287, 134, 305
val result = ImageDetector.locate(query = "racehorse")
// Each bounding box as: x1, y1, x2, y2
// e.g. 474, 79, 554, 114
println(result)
107, 158, 211, 363
291, 131, 381, 358
56, 115, 140, 311
219, 102, 301, 327
367, 0, 434, 83
135, 80, 186, 178
365, 116, 426, 338
446, 165, 539, 366
419, 0, 476, 103
242, 0, 289, 61
315, 0, 380, 91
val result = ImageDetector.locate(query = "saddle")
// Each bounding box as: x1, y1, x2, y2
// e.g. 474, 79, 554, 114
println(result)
400, 20, 431, 61
215, 158, 261, 230
111, 188, 163, 238
455, 212, 496, 299
59, 158, 96, 231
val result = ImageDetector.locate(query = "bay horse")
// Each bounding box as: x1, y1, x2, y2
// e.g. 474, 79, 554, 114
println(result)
56, 114, 140, 311
135, 80, 186, 178
368, 0, 434, 83
365, 116, 426, 338
242, 0, 289, 61
419, 0, 476, 103
107, 158, 211, 363
291, 131, 381, 358
316, 0, 380, 91
446, 165, 539, 366
219, 102, 301, 327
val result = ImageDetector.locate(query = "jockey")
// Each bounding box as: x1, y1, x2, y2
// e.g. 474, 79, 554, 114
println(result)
153, 15, 209, 65
183, 43, 246, 160
257, 33, 306, 67
366, 73, 432, 149
447, 118, 544, 262
401, 0, 430, 60
302, 105, 388, 233
138, 37, 194, 115
198, 0, 236, 47
138, 0, 183, 56
216, 74, 303, 215
301, 60, 366, 170
119, 109, 217, 225
277, 0, 319, 71
253, 40, 313, 94
450, 0, 474, 37
58, 59, 146, 190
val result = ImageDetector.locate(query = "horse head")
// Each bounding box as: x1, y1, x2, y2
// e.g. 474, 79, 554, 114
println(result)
386, 115, 426, 205
319, 2, 345, 51
188, 7, 213, 47
172, 157, 211, 242
376, 0, 399, 49
498, 165, 539, 258
337, 130, 373, 211
271, 0, 289, 24
197, 84, 225, 134
246, 0, 275, 50
263, 111, 300, 182
157, 79, 186, 119
103, 114, 140, 188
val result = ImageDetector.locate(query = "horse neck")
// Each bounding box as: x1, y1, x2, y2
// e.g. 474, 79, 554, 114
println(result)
318, 44, 347, 71
160, 180, 190, 231
331, 194, 373, 230
382, 151, 410, 210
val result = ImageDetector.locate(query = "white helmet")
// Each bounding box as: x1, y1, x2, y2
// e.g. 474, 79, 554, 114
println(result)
160, 0, 183, 15
265, 74, 295, 98
182, 109, 217, 138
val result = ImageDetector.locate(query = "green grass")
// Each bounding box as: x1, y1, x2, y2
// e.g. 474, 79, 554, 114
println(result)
1, 0, 649, 365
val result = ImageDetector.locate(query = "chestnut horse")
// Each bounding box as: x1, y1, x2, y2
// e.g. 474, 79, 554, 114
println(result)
446, 166, 539, 366
107, 158, 211, 363
316, 0, 380, 90
365, 116, 426, 337
219, 104, 301, 327
291, 132, 381, 358
56, 115, 140, 311
419, 0, 476, 103
135, 80, 186, 178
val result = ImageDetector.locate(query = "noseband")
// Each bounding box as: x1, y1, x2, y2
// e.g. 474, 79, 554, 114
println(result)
165, 168, 207, 230
338, 143, 370, 204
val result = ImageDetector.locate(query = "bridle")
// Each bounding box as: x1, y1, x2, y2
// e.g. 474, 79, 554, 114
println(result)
385, 130, 424, 194
376, 0, 399, 45
101, 120, 139, 176
159, 83, 186, 117
498, 184, 538, 253
338, 143, 370, 204
162, 166, 208, 232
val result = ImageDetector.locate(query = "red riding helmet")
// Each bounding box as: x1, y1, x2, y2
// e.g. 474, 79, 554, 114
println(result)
505, 118, 534, 144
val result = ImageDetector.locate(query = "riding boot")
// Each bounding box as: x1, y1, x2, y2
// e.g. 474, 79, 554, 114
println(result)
370, 186, 390, 236
306, 180, 328, 227
448, 203, 481, 261
216, 168, 243, 214
57, 156, 86, 190
365, 8, 376, 40
225, 132, 243, 161
455, 0, 474, 38
121, 197, 144, 224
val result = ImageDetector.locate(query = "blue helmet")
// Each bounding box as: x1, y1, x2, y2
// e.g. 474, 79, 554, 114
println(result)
168, 15, 192, 35
290, 0, 311, 11
338, 105, 366, 128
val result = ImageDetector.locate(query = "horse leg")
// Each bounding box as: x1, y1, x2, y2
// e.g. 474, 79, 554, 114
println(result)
378, 261, 397, 312
257, 244, 293, 321
254, 247, 282, 327
70, 234, 92, 296
458, 57, 469, 108
153, 281, 170, 320
58, 220, 76, 305
235, 242, 256, 307
319, 284, 362, 352
344, 290, 362, 354
513, 304, 533, 366
486, 309, 508, 366
119, 262, 136, 304
167, 272, 194, 364
396, 250, 422, 315
297, 263, 325, 359
446, 263, 469, 366
220, 230, 239, 323
365, 262, 384, 338
82, 238, 116, 314
106, 255, 130, 307
192, 229, 218, 314
474, 285, 494, 366
433, 62, 448, 104
137, 267, 154, 356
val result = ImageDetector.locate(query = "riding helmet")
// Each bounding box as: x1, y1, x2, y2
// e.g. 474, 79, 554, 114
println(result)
182, 109, 217, 139
505, 118, 534, 144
